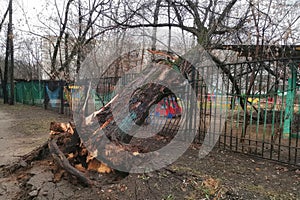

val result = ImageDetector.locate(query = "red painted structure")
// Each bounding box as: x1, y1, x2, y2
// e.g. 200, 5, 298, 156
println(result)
155, 97, 182, 118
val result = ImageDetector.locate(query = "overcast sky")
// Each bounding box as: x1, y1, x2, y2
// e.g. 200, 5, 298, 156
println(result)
0, 0, 300, 48
1, 0, 63, 35
2, 0, 299, 31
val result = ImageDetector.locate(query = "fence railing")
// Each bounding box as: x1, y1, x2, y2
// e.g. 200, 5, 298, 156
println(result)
212, 58, 300, 166
1, 57, 300, 166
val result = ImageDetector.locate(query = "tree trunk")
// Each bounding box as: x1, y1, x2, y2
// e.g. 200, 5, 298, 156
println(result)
151, 0, 161, 50
81, 65, 178, 145
76, 0, 82, 74
8, 0, 14, 105
3, 23, 9, 104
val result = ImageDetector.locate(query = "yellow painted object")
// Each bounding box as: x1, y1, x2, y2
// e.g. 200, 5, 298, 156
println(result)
248, 98, 259, 104
64, 87, 73, 109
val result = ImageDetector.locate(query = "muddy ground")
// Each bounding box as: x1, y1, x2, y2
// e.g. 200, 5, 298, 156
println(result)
0, 103, 299, 200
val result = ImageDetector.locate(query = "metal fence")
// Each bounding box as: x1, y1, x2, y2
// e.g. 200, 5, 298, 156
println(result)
212, 58, 300, 166
93, 57, 300, 166
1, 57, 300, 166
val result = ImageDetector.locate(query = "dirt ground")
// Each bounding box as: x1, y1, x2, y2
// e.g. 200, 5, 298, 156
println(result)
0, 103, 70, 166
0, 103, 299, 200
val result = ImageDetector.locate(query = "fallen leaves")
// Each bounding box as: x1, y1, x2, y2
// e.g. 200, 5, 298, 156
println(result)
202, 177, 221, 196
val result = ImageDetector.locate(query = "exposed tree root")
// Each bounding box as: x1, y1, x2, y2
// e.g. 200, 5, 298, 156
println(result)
48, 138, 93, 186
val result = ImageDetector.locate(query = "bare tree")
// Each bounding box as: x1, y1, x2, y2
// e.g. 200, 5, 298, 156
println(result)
8, 0, 14, 105
0, 2, 9, 103
13, 38, 44, 80
3, 0, 14, 105
31, 0, 120, 81
3, 24, 10, 104
0, 3, 9, 32
82, 0, 300, 145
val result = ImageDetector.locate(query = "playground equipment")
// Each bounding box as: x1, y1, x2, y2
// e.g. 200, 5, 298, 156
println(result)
154, 97, 182, 118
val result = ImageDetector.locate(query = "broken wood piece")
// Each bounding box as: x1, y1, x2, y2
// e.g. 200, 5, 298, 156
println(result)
75, 164, 87, 173
48, 139, 93, 186
99, 116, 113, 130
84, 95, 119, 126
81, 81, 92, 115
87, 158, 112, 174
50, 122, 74, 135
86, 149, 98, 163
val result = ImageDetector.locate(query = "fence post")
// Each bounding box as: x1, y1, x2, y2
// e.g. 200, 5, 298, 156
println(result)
283, 64, 297, 138
60, 80, 64, 114
44, 82, 49, 110
31, 81, 34, 105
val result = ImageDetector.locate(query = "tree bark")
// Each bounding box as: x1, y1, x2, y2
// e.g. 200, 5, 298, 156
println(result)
3, 24, 9, 104
50, 0, 74, 79
8, 0, 14, 105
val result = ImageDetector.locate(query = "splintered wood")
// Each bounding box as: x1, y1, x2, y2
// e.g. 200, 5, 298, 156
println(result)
46, 50, 209, 186
50, 122, 74, 135
48, 122, 113, 186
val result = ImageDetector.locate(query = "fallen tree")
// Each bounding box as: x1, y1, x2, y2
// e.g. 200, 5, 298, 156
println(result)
13, 50, 209, 186
71, 50, 208, 172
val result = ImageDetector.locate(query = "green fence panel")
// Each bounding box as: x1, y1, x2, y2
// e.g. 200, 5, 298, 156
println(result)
13, 81, 45, 105
15, 82, 24, 103
32, 82, 44, 105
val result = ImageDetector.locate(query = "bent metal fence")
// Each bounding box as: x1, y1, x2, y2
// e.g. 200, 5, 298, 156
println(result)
0, 57, 300, 166
215, 58, 300, 166
90, 54, 300, 166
